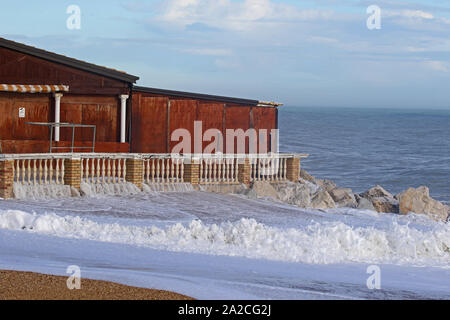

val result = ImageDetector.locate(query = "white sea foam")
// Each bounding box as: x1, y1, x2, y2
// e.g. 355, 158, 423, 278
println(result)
13, 182, 194, 200
13, 183, 74, 199
80, 182, 141, 197
142, 183, 194, 193
0, 209, 448, 266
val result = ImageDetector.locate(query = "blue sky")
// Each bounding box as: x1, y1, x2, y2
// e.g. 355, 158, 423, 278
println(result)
1, 0, 450, 108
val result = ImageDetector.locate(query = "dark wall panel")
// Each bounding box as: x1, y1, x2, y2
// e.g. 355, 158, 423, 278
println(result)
169, 99, 197, 153
0, 47, 130, 95
197, 102, 224, 152
131, 95, 168, 153
60, 96, 119, 142
224, 106, 251, 154
253, 107, 277, 153
81, 103, 118, 142
0, 93, 51, 141
0, 93, 121, 150
60, 102, 82, 141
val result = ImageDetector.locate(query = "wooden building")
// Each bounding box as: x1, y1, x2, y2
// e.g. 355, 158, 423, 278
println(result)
0, 38, 279, 154
131, 87, 278, 154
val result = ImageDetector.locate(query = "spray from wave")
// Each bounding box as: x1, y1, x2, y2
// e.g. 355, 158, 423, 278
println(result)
13, 183, 75, 200
0, 210, 448, 266
11, 182, 194, 200
142, 183, 194, 193
79, 182, 141, 197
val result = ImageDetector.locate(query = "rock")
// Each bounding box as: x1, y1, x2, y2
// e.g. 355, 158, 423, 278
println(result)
361, 185, 394, 199
311, 191, 336, 209
70, 187, 81, 197
242, 188, 258, 199
396, 186, 449, 221
298, 178, 321, 196
300, 169, 316, 183
360, 185, 399, 213
371, 198, 399, 214
316, 179, 337, 193
274, 182, 311, 208
329, 188, 357, 208
248, 181, 279, 200
357, 198, 376, 211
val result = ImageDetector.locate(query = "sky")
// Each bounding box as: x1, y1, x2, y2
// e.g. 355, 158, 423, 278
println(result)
1, 0, 450, 108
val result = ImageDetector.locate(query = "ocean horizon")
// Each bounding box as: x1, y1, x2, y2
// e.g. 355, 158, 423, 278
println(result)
279, 106, 450, 203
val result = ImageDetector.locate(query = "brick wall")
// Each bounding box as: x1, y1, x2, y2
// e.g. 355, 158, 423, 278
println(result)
286, 157, 300, 182
125, 158, 144, 189
238, 158, 251, 185
0, 160, 14, 199
64, 158, 82, 190
183, 159, 200, 185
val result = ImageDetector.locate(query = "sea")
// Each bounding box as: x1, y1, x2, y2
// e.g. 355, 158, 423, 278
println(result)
279, 106, 450, 203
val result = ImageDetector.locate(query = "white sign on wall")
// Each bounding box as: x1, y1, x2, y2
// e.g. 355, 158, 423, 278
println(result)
19, 107, 25, 118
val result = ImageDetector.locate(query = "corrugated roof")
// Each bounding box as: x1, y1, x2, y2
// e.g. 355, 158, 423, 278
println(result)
0, 37, 139, 83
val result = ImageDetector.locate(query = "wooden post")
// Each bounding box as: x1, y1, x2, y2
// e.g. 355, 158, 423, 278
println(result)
286, 156, 300, 182
126, 157, 144, 189
64, 157, 82, 190
238, 157, 251, 186
184, 158, 200, 185
0, 160, 14, 199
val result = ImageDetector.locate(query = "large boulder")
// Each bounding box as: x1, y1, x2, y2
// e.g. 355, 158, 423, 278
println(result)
298, 178, 321, 196
329, 188, 357, 208
70, 187, 81, 197
274, 182, 311, 208
311, 191, 336, 209
300, 169, 316, 183
396, 186, 449, 221
247, 181, 279, 200
360, 185, 399, 213
371, 198, 399, 214
357, 197, 376, 211
316, 179, 337, 193
361, 185, 394, 199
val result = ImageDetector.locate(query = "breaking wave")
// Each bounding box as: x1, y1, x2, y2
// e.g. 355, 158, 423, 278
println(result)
79, 182, 141, 197
13, 183, 74, 199
0, 210, 449, 266
142, 183, 195, 193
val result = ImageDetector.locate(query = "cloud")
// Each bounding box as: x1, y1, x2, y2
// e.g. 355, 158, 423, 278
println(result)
401, 10, 434, 20
404, 38, 450, 53
385, 9, 435, 20
156, 0, 334, 31
423, 60, 450, 72
182, 48, 232, 56
121, 1, 156, 12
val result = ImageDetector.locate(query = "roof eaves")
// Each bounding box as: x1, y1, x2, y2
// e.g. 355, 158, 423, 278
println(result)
133, 86, 260, 106
0, 37, 139, 84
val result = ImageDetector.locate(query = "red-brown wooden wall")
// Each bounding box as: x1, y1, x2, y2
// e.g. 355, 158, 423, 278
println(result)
130, 92, 278, 154
0, 46, 132, 153
0, 47, 130, 95
131, 95, 168, 154
0, 45, 278, 154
